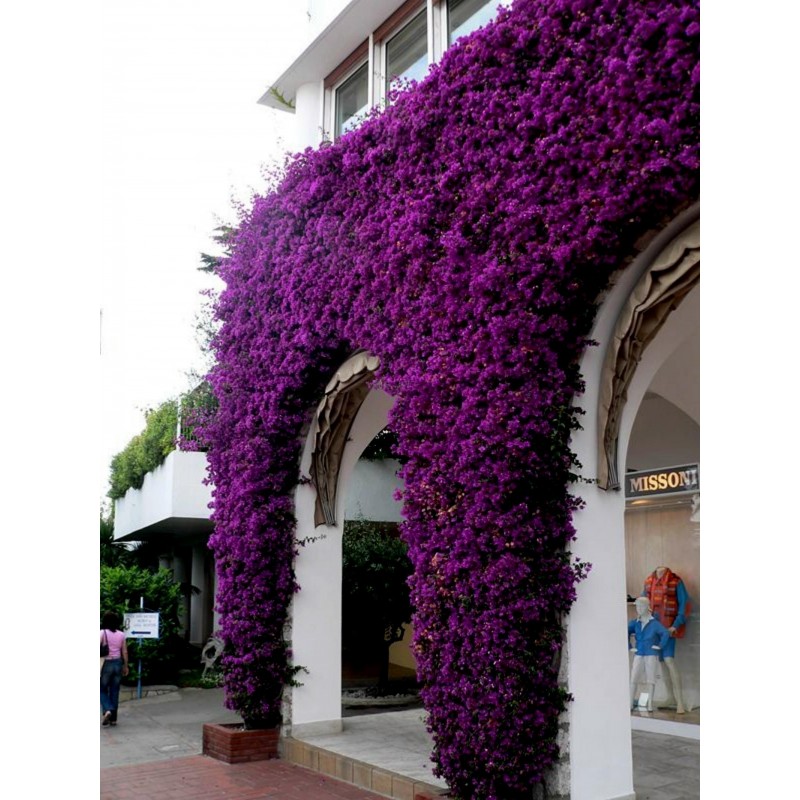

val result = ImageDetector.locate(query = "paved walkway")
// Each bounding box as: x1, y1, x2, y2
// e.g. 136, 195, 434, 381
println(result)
100, 688, 699, 799
101, 757, 387, 800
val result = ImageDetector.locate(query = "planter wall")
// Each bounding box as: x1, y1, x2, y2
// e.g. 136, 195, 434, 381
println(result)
202, 722, 279, 764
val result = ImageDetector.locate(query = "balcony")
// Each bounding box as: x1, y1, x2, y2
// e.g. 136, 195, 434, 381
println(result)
113, 450, 213, 542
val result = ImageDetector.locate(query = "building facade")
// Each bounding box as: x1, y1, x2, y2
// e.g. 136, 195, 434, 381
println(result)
117, 3, 698, 798
259, 3, 699, 799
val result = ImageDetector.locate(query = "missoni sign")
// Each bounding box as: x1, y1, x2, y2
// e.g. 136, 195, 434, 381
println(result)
625, 464, 699, 498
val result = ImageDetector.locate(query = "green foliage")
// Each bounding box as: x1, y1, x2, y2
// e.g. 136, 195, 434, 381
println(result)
108, 400, 178, 499
100, 513, 133, 568
107, 384, 220, 501
342, 518, 413, 687
198, 225, 236, 274
178, 381, 218, 447
266, 86, 295, 111
100, 564, 185, 684
360, 428, 401, 461
177, 668, 224, 689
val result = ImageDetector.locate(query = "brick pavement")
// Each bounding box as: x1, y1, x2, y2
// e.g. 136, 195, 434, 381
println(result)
101, 755, 389, 800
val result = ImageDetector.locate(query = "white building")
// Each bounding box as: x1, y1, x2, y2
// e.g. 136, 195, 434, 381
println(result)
117, 3, 698, 798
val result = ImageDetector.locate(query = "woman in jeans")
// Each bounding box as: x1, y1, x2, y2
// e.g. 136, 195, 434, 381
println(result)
100, 611, 129, 726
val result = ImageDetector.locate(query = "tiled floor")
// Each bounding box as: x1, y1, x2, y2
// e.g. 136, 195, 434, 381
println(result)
294, 710, 699, 800
100, 688, 699, 799
295, 709, 446, 789
631, 730, 700, 800
100, 756, 388, 800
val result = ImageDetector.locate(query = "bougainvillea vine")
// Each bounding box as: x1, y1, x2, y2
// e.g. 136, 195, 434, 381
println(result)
203, 1, 699, 797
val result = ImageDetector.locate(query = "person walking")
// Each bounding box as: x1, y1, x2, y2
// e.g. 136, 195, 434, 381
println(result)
100, 611, 129, 726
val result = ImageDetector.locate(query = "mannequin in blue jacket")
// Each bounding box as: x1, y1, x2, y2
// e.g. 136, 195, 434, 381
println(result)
628, 596, 670, 711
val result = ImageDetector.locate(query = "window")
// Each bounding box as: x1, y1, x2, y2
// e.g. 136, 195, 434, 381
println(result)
334, 62, 370, 139
385, 10, 428, 96
447, 0, 503, 45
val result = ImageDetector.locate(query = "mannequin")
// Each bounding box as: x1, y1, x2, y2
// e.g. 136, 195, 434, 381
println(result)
642, 566, 691, 713
628, 596, 670, 711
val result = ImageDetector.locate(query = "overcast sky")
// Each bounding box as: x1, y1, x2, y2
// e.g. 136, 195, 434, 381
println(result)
99, 1, 309, 503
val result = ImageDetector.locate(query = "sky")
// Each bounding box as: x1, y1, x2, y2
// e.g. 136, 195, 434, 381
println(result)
99, 1, 310, 504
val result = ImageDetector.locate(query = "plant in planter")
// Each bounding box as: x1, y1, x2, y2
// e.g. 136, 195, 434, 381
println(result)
202, 722, 280, 764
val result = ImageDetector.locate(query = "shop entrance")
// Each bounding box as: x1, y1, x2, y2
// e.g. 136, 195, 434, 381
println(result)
623, 290, 700, 732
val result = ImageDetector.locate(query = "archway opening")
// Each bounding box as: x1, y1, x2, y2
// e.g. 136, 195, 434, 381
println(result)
623, 294, 700, 729
341, 426, 419, 712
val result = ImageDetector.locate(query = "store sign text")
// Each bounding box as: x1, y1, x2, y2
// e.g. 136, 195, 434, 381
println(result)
626, 465, 699, 498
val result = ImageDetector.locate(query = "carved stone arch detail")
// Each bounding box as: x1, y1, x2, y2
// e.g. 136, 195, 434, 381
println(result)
597, 219, 700, 490
309, 351, 381, 526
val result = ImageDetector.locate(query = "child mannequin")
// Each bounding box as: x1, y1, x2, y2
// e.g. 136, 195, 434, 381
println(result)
628, 596, 670, 711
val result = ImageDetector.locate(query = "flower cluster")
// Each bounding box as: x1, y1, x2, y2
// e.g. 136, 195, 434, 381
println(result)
203, 0, 698, 796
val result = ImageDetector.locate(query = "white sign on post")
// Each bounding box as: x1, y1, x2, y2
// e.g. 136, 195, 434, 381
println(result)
123, 612, 160, 639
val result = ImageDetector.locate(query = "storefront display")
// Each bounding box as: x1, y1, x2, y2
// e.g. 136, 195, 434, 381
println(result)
625, 466, 700, 721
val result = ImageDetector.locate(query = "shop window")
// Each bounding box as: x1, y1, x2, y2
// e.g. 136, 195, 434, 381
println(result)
334, 62, 370, 139
385, 10, 428, 97
447, 0, 504, 44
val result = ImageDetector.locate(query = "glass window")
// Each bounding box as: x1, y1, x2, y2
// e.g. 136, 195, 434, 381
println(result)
385, 10, 428, 96
447, 0, 503, 44
334, 62, 370, 138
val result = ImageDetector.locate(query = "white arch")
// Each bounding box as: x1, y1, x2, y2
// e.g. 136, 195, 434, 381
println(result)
567, 206, 699, 800
287, 386, 394, 736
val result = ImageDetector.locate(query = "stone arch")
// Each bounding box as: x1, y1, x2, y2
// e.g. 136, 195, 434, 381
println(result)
597, 220, 700, 490
309, 351, 381, 527
567, 207, 699, 800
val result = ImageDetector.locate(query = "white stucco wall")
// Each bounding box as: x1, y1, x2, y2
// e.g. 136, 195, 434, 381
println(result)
344, 458, 404, 522
113, 450, 212, 540
626, 394, 700, 471
294, 81, 325, 149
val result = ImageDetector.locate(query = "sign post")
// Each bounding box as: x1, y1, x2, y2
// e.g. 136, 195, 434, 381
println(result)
123, 597, 160, 700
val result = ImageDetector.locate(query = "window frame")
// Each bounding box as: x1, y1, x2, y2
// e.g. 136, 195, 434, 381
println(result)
322, 0, 505, 140
325, 40, 370, 142
444, 0, 504, 48
374, 1, 429, 107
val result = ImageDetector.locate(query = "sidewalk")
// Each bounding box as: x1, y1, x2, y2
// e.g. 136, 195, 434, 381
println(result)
101, 687, 699, 800
101, 756, 389, 800
101, 688, 387, 799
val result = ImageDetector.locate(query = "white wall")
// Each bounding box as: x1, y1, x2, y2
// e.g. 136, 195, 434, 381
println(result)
294, 81, 324, 149
626, 394, 700, 471
344, 458, 404, 522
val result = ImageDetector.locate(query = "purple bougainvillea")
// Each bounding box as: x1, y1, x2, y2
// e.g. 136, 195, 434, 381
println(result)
203, 1, 699, 797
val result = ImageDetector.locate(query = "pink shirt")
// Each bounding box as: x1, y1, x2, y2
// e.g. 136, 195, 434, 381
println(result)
101, 629, 127, 660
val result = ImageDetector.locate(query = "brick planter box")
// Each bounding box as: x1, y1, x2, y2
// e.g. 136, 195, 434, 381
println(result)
202, 722, 279, 764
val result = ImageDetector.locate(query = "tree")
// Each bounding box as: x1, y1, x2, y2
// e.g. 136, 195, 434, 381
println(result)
342, 518, 413, 691
100, 512, 132, 568
100, 564, 185, 683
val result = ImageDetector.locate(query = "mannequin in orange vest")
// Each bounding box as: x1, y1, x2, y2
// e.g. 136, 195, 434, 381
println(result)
642, 566, 691, 714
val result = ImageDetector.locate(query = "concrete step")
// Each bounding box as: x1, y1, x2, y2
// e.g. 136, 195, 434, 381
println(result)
281, 736, 450, 800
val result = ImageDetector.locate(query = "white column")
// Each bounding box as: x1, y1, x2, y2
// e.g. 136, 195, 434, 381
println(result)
172, 549, 190, 637
212, 557, 221, 634
567, 486, 635, 800
294, 81, 325, 150
190, 545, 207, 646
